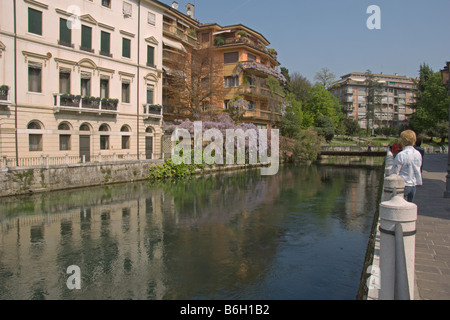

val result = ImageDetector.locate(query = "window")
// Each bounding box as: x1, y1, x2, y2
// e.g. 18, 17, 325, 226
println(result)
147, 46, 154, 67
58, 123, 71, 151
146, 85, 154, 104
224, 52, 239, 64
100, 78, 109, 99
100, 31, 111, 57
201, 32, 210, 43
28, 122, 43, 151
224, 75, 239, 88
122, 38, 131, 58
28, 64, 42, 93
99, 124, 110, 150
81, 73, 91, 97
121, 126, 130, 149
122, 81, 130, 103
59, 69, 71, 94
148, 12, 155, 25
102, 0, 111, 8
28, 8, 42, 35
247, 53, 256, 61
81, 25, 92, 52
59, 18, 72, 47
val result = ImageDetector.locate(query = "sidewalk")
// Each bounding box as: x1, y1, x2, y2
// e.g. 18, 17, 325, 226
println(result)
413, 153, 450, 300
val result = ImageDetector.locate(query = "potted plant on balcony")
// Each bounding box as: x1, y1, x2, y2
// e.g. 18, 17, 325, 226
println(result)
0, 85, 9, 100
237, 30, 248, 37
214, 36, 226, 46
60, 94, 81, 107
101, 98, 119, 111
82, 96, 101, 109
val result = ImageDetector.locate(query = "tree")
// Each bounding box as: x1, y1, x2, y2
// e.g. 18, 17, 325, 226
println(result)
314, 115, 335, 142
304, 84, 343, 128
314, 67, 336, 89
410, 67, 449, 139
288, 72, 312, 102
365, 70, 384, 136
164, 46, 226, 119
343, 118, 360, 136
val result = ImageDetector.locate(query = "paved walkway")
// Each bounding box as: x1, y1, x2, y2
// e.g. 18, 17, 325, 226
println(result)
413, 153, 450, 300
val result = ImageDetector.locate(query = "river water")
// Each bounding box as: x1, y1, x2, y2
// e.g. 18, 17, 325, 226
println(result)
0, 164, 382, 300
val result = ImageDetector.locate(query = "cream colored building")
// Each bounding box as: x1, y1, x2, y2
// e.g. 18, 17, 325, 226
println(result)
0, 0, 166, 164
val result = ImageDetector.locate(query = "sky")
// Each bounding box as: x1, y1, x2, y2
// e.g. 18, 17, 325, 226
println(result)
160, 0, 450, 83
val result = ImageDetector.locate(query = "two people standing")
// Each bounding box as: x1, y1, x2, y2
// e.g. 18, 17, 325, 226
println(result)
389, 130, 423, 203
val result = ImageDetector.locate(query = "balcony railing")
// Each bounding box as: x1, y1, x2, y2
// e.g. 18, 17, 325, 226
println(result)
237, 61, 286, 84
53, 94, 118, 115
214, 36, 278, 61
163, 22, 198, 46
143, 104, 163, 119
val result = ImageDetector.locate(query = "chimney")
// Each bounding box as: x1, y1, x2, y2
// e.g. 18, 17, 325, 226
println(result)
186, 3, 194, 18
171, 1, 178, 9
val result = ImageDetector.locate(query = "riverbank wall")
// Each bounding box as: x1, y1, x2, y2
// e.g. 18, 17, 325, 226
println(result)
0, 160, 267, 198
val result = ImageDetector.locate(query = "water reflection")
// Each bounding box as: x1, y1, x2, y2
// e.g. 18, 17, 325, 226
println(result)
0, 165, 382, 300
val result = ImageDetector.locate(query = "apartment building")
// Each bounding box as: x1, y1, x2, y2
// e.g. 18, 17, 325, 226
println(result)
0, 0, 165, 163
161, 2, 286, 129
331, 72, 417, 129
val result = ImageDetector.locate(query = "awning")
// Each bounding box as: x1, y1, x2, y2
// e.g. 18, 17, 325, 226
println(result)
163, 37, 186, 52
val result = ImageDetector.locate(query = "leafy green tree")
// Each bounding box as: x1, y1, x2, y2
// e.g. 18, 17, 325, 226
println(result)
365, 70, 384, 136
343, 118, 360, 135
314, 115, 335, 142
304, 84, 342, 127
410, 68, 449, 139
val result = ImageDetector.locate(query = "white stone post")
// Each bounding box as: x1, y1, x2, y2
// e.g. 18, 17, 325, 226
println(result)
383, 174, 405, 201
379, 195, 417, 300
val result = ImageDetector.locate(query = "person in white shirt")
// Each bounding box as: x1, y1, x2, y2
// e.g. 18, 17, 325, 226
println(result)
390, 130, 423, 202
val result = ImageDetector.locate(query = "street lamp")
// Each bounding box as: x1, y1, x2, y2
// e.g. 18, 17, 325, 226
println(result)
440, 61, 450, 198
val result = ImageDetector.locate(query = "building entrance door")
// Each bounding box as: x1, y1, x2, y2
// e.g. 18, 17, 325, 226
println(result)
145, 136, 153, 160
79, 135, 90, 162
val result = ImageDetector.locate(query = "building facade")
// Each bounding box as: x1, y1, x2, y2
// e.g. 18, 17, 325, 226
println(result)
331, 72, 417, 129
0, 0, 165, 164
0, 0, 285, 165
160, 2, 286, 129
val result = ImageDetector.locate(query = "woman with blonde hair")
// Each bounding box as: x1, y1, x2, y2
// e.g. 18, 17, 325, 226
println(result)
390, 130, 423, 202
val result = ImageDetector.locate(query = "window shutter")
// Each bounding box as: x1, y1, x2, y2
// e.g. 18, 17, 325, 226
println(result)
59, 18, 72, 46
122, 38, 131, 58
81, 25, 92, 50
28, 8, 42, 35
101, 31, 110, 55
147, 46, 154, 67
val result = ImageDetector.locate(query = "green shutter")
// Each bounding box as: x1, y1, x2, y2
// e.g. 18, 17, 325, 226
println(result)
59, 18, 71, 46
81, 25, 92, 50
122, 38, 131, 58
101, 31, 110, 55
28, 8, 42, 35
147, 46, 154, 67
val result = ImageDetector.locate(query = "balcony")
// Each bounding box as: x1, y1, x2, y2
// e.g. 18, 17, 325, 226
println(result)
143, 104, 163, 120
163, 22, 198, 46
53, 94, 118, 115
0, 86, 11, 107
237, 61, 286, 84
213, 35, 278, 61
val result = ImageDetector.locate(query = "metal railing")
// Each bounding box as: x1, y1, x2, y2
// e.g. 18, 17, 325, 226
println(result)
1, 153, 162, 169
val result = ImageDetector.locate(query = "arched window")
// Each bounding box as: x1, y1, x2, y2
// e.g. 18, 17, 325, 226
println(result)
58, 122, 71, 151
99, 124, 110, 150
28, 121, 43, 151
80, 123, 91, 132
121, 125, 131, 149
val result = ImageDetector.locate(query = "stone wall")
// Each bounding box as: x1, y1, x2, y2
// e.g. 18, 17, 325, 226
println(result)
0, 160, 163, 197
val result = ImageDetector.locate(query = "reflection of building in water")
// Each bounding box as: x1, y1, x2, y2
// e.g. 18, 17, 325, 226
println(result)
0, 183, 172, 299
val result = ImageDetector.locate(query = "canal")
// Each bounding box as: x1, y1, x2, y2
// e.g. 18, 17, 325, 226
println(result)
0, 164, 382, 300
